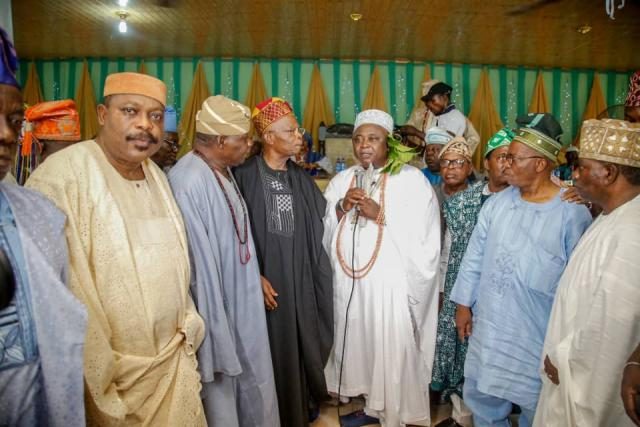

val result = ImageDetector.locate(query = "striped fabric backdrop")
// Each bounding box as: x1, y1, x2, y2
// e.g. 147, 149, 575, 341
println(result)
19, 58, 632, 144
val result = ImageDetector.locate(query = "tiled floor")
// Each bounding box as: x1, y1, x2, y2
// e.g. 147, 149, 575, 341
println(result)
311, 399, 453, 427
311, 399, 520, 426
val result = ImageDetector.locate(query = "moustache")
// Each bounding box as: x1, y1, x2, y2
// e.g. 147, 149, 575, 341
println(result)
126, 132, 158, 144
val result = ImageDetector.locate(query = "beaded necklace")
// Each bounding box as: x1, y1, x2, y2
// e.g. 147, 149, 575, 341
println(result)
195, 151, 251, 265
336, 172, 387, 279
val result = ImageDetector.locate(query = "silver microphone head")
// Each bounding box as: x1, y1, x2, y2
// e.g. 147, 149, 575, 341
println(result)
354, 167, 365, 189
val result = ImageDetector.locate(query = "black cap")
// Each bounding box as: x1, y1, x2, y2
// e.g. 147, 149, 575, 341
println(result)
515, 113, 563, 141
421, 82, 453, 102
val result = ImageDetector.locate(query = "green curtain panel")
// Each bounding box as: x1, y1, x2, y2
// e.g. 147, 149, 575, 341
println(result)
18, 58, 632, 144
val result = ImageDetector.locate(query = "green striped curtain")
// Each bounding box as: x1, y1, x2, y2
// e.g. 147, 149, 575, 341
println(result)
19, 58, 632, 143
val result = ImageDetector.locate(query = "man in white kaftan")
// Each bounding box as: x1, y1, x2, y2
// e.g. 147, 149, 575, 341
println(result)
323, 109, 441, 426
534, 119, 640, 427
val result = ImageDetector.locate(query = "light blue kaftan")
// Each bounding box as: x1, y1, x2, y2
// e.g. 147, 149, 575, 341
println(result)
0, 183, 86, 427
450, 186, 591, 411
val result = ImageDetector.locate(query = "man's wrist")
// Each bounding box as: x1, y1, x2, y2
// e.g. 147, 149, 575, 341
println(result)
337, 198, 350, 213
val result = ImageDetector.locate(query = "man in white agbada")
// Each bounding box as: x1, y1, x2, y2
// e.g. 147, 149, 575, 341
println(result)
323, 109, 441, 426
533, 119, 640, 427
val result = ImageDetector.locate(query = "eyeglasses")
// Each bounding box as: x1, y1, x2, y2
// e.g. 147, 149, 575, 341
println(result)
439, 159, 468, 169
163, 139, 180, 152
268, 127, 305, 137
492, 153, 509, 162
505, 154, 545, 165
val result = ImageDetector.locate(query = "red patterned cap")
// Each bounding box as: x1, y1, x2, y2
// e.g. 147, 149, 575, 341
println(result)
625, 70, 640, 108
251, 97, 294, 135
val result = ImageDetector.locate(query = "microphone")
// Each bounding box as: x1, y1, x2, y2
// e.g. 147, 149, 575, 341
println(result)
354, 167, 365, 190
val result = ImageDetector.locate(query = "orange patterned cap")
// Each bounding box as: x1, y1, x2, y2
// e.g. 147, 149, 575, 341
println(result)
251, 97, 294, 135
24, 99, 81, 142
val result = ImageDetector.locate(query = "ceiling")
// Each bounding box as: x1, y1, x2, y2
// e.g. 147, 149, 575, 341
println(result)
11, 0, 640, 70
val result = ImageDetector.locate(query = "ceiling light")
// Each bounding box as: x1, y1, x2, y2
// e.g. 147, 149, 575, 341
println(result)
117, 11, 129, 33
350, 13, 363, 21
576, 24, 592, 35
118, 0, 128, 7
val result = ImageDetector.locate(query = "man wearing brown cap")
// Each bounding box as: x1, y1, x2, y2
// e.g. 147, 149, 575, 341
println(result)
26, 72, 206, 426
534, 119, 640, 427
169, 95, 279, 426
233, 97, 333, 427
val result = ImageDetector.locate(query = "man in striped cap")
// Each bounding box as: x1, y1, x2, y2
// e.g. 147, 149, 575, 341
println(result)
233, 97, 334, 427
169, 95, 279, 427
451, 113, 592, 427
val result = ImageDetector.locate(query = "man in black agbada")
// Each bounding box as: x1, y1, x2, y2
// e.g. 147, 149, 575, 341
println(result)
233, 97, 333, 426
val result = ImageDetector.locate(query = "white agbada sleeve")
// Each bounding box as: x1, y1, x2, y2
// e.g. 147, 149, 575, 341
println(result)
385, 167, 441, 370
540, 220, 640, 427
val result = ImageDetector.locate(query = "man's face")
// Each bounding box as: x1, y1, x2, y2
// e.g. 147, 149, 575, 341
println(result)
352, 124, 388, 169
484, 146, 510, 188
425, 143, 444, 172
220, 133, 252, 168
440, 152, 472, 187
425, 94, 448, 115
504, 141, 547, 188
0, 85, 23, 180
624, 106, 640, 123
97, 94, 165, 165
263, 114, 303, 158
151, 131, 179, 168
572, 157, 607, 204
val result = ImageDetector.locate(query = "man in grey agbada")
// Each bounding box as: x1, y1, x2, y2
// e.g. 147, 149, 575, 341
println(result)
169, 95, 279, 426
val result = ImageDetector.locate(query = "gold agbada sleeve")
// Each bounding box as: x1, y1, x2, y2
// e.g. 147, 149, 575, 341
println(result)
26, 141, 205, 426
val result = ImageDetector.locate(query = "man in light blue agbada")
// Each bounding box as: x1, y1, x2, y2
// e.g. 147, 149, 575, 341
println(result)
0, 26, 86, 427
450, 113, 592, 427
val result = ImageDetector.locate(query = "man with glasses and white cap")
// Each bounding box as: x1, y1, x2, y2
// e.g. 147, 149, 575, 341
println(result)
323, 109, 441, 426
233, 97, 334, 427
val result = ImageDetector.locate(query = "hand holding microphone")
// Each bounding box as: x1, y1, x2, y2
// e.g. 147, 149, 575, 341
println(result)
341, 168, 380, 221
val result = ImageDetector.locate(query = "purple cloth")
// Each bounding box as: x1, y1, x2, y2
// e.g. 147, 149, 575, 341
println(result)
0, 27, 19, 88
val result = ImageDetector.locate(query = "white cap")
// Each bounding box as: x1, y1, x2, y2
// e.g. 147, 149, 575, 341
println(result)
354, 109, 394, 134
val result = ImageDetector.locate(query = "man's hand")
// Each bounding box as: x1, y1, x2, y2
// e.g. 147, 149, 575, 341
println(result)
561, 186, 587, 205
399, 125, 421, 138
622, 362, 640, 426
342, 188, 367, 212
356, 197, 381, 221
543, 355, 560, 385
261, 275, 278, 311
455, 305, 473, 341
